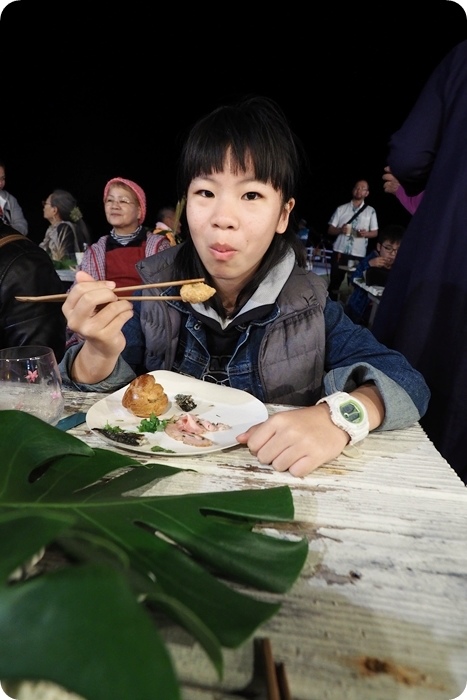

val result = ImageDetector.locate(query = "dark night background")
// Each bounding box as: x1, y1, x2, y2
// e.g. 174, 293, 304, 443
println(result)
1, 1, 467, 246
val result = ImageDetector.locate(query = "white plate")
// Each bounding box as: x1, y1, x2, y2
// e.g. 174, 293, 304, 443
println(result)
86, 370, 268, 456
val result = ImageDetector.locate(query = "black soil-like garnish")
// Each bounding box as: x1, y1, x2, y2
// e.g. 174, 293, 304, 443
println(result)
174, 394, 197, 411
95, 428, 147, 446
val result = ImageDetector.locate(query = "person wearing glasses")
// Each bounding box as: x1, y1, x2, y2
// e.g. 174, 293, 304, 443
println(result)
39, 189, 92, 262
327, 180, 379, 302
344, 224, 405, 326
64, 177, 174, 349
0, 159, 28, 236
76, 177, 172, 293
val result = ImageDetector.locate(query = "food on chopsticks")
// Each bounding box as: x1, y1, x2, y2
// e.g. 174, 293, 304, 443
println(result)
122, 374, 169, 417
164, 413, 230, 448
15, 278, 207, 303
180, 282, 216, 303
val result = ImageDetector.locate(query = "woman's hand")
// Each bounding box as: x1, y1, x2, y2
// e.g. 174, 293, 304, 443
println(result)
63, 271, 135, 384
236, 404, 349, 477
237, 387, 384, 477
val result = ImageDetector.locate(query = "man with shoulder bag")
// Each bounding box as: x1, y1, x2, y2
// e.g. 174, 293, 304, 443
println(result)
327, 180, 378, 301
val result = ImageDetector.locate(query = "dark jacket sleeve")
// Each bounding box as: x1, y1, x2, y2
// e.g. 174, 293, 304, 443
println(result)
0, 239, 67, 361
387, 41, 467, 195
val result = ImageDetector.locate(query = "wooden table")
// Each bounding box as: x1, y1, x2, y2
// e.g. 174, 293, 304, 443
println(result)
14, 390, 467, 700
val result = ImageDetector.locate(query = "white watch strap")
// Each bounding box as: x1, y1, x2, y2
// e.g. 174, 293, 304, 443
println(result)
317, 392, 369, 445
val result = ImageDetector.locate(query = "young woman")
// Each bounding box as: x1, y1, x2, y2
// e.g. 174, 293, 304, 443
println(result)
60, 96, 429, 477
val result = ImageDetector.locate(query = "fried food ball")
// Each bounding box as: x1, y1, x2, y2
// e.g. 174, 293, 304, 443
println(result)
180, 282, 216, 303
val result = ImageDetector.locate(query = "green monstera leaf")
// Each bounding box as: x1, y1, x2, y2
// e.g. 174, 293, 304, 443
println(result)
0, 410, 308, 700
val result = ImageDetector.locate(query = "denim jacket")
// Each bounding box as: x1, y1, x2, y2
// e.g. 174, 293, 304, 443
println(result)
60, 247, 430, 432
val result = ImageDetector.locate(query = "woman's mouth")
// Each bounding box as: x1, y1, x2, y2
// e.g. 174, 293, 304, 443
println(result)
210, 244, 236, 261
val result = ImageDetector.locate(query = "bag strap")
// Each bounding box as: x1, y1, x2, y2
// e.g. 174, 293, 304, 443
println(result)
346, 203, 368, 226
0, 233, 25, 248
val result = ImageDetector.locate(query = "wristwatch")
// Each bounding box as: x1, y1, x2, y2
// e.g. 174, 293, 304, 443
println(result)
317, 392, 369, 445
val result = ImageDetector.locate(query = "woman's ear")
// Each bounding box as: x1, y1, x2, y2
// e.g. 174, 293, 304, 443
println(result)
277, 198, 295, 234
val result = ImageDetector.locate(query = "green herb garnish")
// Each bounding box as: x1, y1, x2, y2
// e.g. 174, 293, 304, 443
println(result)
138, 414, 171, 433
103, 422, 124, 434
150, 445, 176, 453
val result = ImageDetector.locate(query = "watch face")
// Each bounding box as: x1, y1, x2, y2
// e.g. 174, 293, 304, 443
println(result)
339, 400, 364, 424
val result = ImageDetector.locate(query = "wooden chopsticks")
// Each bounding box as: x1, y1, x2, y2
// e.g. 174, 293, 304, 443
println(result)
261, 638, 292, 700
240, 638, 292, 700
15, 278, 205, 303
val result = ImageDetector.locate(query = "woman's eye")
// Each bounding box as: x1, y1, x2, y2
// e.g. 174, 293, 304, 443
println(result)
198, 189, 214, 198
244, 192, 260, 201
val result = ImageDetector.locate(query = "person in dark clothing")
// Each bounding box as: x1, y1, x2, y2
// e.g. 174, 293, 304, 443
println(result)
0, 221, 67, 361
371, 39, 467, 485
345, 224, 404, 326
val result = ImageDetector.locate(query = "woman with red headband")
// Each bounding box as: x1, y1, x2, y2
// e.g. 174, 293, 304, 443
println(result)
77, 177, 172, 292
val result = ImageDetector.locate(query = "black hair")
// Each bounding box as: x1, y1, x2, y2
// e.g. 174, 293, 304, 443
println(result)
377, 224, 405, 244
156, 205, 176, 221
173, 96, 306, 316
49, 189, 92, 248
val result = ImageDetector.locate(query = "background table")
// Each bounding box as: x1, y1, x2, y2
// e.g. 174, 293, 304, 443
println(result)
33, 389, 465, 700
353, 277, 384, 327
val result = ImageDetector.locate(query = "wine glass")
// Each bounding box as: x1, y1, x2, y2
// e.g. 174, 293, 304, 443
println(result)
0, 345, 65, 425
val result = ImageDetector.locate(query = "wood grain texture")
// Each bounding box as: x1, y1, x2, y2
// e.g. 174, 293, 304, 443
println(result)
12, 390, 467, 700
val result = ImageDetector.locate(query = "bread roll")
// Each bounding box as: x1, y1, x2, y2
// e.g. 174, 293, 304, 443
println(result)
122, 374, 169, 417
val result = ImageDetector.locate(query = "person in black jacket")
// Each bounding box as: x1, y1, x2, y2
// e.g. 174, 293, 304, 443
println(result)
0, 220, 67, 361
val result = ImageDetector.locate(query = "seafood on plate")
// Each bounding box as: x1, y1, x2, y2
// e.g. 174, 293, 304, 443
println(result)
165, 412, 230, 447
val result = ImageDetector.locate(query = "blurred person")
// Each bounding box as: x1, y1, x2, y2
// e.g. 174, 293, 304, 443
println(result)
372, 40, 467, 484
344, 224, 405, 326
327, 180, 378, 301
382, 166, 424, 215
296, 217, 310, 244
154, 204, 183, 245
58, 96, 429, 478
0, 220, 66, 360
39, 189, 92, 262
0, 159, 28, 236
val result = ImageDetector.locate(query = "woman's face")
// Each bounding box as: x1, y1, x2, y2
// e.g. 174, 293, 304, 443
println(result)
42, 196, 57, 223
104, 185, 141, 234
186, 153, 294, 294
